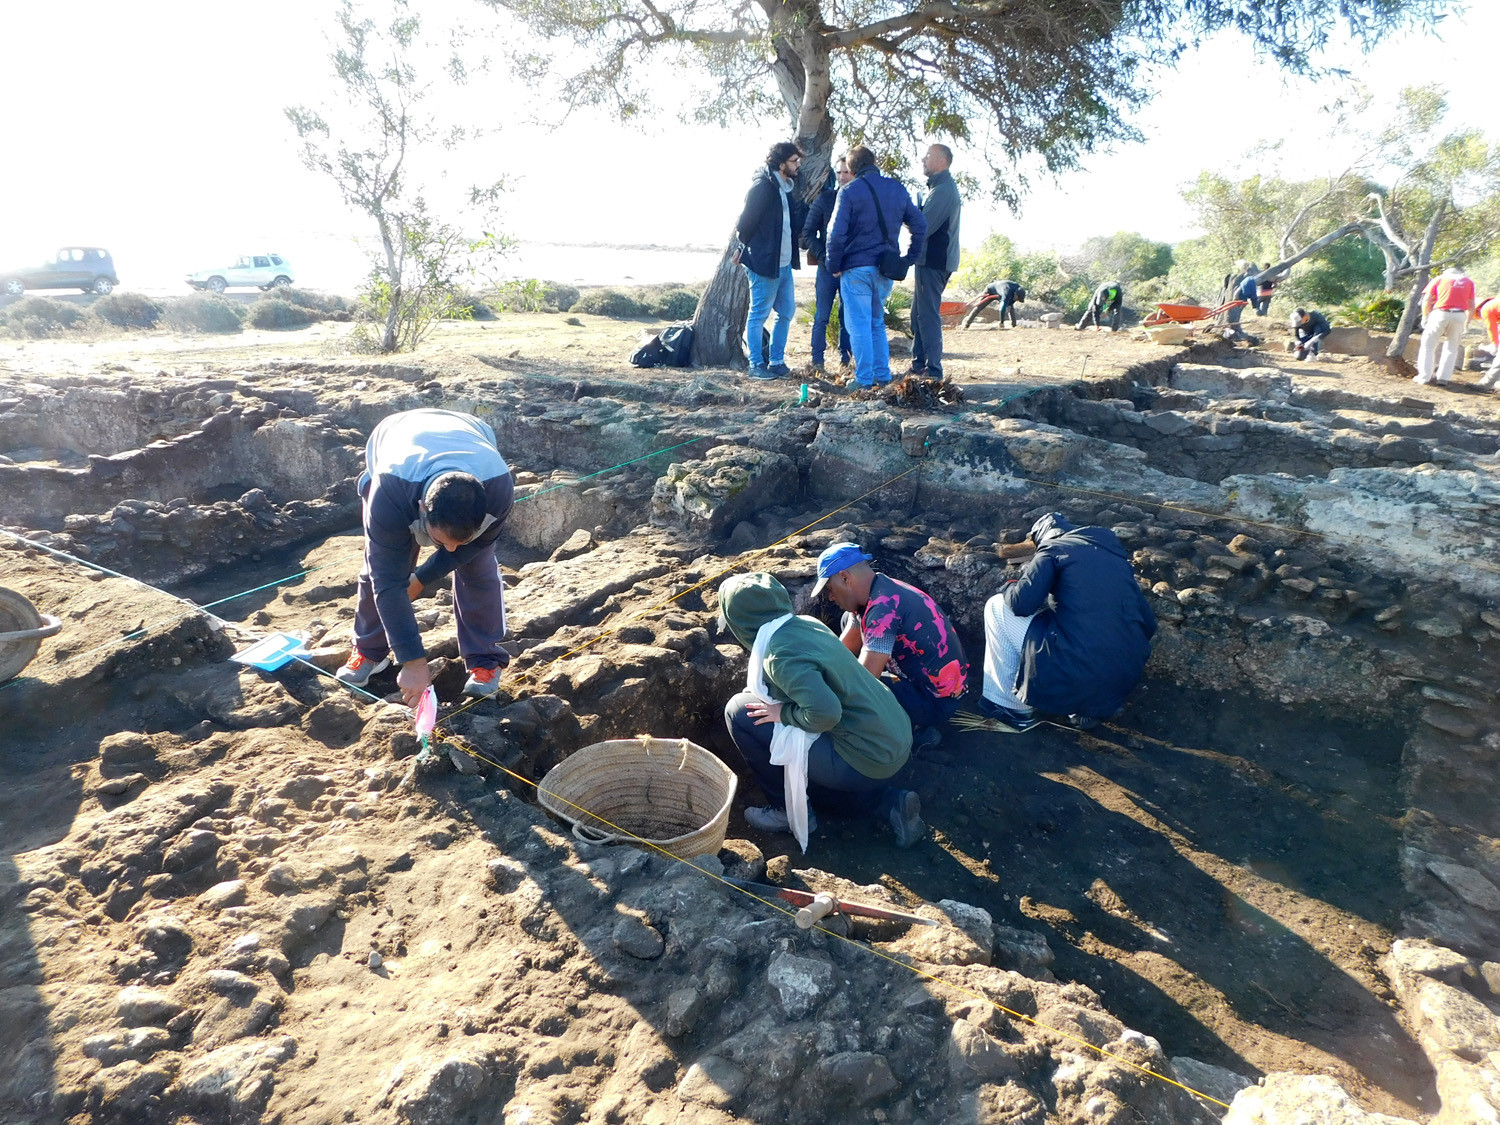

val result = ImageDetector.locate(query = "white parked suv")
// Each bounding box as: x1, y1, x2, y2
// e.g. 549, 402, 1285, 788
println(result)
186, 254, 295, 293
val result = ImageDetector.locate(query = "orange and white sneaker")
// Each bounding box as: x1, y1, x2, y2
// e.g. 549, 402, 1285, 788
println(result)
464, 665, 501, 698
335, 652, 391, 687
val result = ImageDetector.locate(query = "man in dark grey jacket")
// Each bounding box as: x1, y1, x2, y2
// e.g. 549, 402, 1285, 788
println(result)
337, 409, 515, 705
910, 144, 962, 381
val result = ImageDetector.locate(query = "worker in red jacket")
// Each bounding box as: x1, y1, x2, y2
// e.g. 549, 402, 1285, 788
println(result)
1415, 267, 1475, 386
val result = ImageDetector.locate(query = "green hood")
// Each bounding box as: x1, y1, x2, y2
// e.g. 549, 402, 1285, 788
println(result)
718, 572, 794, 650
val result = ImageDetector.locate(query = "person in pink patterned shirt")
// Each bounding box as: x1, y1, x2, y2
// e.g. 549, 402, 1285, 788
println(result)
812, 542, 969, 751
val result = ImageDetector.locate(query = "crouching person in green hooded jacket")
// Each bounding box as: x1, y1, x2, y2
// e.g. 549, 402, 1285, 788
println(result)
718, 572, 924, 849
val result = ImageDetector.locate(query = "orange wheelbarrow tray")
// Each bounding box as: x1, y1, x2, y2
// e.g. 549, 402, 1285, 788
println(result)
1143, 299, 1247, 327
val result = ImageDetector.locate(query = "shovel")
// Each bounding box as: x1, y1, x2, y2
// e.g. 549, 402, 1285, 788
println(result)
722, 876, 938, 928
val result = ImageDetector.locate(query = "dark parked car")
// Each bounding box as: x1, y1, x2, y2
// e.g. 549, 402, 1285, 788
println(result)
2, 248, 119, 296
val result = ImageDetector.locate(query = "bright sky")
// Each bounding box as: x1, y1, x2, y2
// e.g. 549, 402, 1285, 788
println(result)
1, 0, 1495, 290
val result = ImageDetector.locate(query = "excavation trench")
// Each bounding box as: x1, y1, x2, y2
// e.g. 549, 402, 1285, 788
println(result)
3, 347, 1498, 1124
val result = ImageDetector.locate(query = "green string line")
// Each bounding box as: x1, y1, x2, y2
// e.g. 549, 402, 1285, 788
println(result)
0, 435, 714, 689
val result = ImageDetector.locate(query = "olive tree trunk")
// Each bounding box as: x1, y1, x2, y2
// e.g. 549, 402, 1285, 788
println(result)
689, 241, 751, 367
688, 28, 833, 368
1386, 200, 1447, 361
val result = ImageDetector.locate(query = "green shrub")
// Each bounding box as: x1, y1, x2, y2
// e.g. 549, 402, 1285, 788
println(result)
542, 281, 580, 312
0, 296, 92, 337
490, 279, 545, 314
573, 288, 650, 317
884, 285, 913, 334
92, 291, 162, 329
448, 290, 498, 319
164, 294, 245, 333
1336, 292, 1405, 332
954, 233, 1022, 296
247, 298, 318, 329
275, 288, 355, 320
650, 287, 701, 320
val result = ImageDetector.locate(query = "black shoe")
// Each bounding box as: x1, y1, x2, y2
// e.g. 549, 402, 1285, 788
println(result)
980, 701, 1039, 733
1067, 714, 1101, 731
912, 725, 943, 752
768, 362, 792, 377
839, 353, 852, 367
907, 364, 926, 376
748, 365, 779, 381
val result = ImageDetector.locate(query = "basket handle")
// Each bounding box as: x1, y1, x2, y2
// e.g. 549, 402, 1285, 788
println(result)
636, 733, 691, 771
572, 822, 621, 846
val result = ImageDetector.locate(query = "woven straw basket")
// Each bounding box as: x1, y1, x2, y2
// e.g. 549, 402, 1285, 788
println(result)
537, 735, 738, 859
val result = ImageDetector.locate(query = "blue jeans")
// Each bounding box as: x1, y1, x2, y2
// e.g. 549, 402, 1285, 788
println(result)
884, 675, 963, 731
811, 263, 851, 366
839, 266, 894, 386
724, 691, 911, 816
744, 264, 795, 367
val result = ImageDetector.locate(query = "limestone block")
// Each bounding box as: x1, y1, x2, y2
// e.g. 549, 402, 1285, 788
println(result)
881, 900, 994, 966
1170, 1056, 1253, 1107
767, 950, 836, 1018
677, 1056, 746, 1108
1224, 1073, 1418, 1123
1147, 325, 1192, 345
1427, 862, 1500, 913
1171, 364, 1292, 399
650, 445, 797, 538
1416, 979, 1500, 1061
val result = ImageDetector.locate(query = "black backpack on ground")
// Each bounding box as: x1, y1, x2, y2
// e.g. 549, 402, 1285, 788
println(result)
630, 324, 695, 368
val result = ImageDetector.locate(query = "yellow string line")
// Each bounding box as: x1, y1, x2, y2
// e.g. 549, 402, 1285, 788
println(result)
425, 727, 1230, 1111
408, 460, 1227, 1108
431, 464, 925, 732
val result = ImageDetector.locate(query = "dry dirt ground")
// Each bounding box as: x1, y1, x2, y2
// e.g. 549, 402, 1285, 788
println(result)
2, 302, 1498, 1124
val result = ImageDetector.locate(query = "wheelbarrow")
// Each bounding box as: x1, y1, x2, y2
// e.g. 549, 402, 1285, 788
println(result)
1143, 300, 1247, 327
0, 587, 62, 684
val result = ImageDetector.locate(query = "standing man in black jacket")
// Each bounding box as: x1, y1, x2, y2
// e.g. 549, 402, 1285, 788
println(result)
733, 142, 807, 380
980, 513, 1155, 731
800, 158, 853, 375
910, 145, 962, 381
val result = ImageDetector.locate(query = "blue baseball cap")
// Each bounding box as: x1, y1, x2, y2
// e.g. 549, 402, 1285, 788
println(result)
811, 542, 873, 598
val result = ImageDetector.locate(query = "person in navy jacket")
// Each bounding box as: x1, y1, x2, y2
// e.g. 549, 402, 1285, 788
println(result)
825, 145, 926, 388
980, 513, 1155, 730
800, 159, 853, 373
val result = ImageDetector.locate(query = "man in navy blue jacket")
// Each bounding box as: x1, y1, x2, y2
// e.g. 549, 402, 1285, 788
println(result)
734, 142, 807, 380
825, 145, 926, 388
800, 158, 853, 374
980, 513, 1155, 730
337, 409, 515, 705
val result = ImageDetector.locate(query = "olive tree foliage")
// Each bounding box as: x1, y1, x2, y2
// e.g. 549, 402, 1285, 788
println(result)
483, 0, 1443, 362
285, 0, 507, 353
1178, 86, 1500, 351
485, 0, 1442, 204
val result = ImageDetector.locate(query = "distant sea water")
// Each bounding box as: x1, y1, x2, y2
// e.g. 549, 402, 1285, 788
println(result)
46, 239, 726, 297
